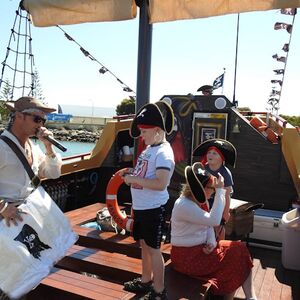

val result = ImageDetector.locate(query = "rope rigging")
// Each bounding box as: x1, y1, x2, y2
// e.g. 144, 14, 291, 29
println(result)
0, 4, 136, 103
0, 6, 36, 100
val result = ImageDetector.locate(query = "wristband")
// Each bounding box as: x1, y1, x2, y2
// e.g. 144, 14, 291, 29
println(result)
0, 201, 8, 214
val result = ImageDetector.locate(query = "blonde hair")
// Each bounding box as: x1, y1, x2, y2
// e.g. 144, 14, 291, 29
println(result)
180, 183, 203, 207
181, 183, 193, 199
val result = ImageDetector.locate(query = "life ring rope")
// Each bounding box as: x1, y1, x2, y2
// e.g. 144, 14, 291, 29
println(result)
105, 168, 133, 232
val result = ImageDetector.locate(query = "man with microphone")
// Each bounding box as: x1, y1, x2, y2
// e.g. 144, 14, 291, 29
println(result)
0, 96, 76, 299
0, 96, 61, 226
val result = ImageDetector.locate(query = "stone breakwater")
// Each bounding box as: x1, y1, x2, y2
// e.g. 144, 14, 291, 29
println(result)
50, 128, 101, 143
0, 125, 102, 143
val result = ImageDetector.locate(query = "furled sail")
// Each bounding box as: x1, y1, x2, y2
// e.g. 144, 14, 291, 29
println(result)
22, 0, 137, 27
149, 0, 300, 23
22, 0, 300, 27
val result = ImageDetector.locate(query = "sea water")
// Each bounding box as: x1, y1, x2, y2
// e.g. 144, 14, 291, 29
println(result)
33, 140, 95, 158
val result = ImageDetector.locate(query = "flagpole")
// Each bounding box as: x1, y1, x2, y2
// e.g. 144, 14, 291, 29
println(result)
221, 68, 226, 94
233, 13, 240, 106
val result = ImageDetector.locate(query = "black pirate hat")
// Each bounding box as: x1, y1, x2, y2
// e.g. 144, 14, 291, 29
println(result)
193, 138, 237, 167
185, 162, 212, 203
130, 101, 174, 138
197, 85, 213, 94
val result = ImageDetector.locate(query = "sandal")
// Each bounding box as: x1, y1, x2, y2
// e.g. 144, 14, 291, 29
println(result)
140, 287, 167, 300
124, 277, 152, 293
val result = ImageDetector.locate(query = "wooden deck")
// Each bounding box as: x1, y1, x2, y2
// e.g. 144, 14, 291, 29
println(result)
235, 246, 300, 300
27, 203, 211, 300
27, 203, 300, 300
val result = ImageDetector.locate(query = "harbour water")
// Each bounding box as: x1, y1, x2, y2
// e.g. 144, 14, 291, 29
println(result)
34, 140, 95, 157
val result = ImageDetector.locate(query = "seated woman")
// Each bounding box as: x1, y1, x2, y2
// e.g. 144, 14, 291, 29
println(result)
170, 162, 257, 300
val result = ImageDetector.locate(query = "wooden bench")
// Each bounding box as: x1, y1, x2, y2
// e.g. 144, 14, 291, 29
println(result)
27, 267, 135, 300
27, 203, 211, 299
57, 244, 143, 282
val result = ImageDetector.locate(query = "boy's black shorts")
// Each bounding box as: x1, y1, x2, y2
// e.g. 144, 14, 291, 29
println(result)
132, 205, 166, 249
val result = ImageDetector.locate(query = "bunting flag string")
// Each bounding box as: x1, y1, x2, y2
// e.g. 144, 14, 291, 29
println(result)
56, 25, 136, 99
267, 8, 297, 113
270, 89, 281, 96
273, 69, 284, 75
272, 54, 286, 63
282, 43, 290, 52
280, 8, 297, 15
271, 79, 283, 86
274, 22, 293, 33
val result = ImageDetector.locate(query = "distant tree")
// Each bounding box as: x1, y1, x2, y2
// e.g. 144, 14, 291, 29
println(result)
0, 79, 12, 121
116, 98, 135, 115
0, 78, 13, 100
32, 69, 45, 102
280, 114, 300, 127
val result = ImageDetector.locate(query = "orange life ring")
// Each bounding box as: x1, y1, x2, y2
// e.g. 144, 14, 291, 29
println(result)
105, 168, 133, 232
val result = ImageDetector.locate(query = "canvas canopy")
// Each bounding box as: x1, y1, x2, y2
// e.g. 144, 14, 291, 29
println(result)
22, 0, 137, 27
22, 0, 300, 27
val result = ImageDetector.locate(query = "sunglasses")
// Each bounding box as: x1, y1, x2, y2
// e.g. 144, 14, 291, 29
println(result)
23, 112, 46, 125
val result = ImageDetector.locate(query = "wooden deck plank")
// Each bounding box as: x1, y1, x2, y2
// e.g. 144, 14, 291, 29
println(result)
28, 268, 135, 300
58, 244, 143, 277
269, 269, 283, 300
65, 203, 106, 225
258, 267, 276, 300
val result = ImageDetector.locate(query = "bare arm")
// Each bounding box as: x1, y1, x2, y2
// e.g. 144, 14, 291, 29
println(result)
222, 186, 232, 222
123, 168, 170, 191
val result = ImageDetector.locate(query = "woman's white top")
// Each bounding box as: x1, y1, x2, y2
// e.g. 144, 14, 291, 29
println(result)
171, 188, 225, 247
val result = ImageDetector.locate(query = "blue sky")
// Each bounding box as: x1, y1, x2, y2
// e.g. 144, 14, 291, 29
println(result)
0, 0, 299, 116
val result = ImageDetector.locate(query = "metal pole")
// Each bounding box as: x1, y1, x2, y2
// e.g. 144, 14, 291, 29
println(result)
136, 0, 153, 112
222, 67, 226, 95
233, 13, 240, 105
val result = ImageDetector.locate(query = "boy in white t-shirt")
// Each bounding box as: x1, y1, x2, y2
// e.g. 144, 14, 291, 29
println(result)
122, 101, 175, 300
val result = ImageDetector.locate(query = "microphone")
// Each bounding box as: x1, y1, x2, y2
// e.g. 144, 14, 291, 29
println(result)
44, 135, 67, 152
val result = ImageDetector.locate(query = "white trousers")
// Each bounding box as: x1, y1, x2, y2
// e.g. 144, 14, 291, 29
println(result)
0, 187, 78, 299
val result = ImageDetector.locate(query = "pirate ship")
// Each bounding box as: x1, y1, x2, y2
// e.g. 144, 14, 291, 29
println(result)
1, 1, 300, 299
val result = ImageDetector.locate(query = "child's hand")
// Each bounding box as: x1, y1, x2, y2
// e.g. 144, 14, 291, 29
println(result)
120, 168, 133, 178
203, 243, 216, 254
123, 174, 137, 186
214, 173, 224, 189
222, 211, 230, 222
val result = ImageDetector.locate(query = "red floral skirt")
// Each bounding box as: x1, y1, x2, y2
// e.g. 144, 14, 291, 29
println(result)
171, 240, 253, 295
